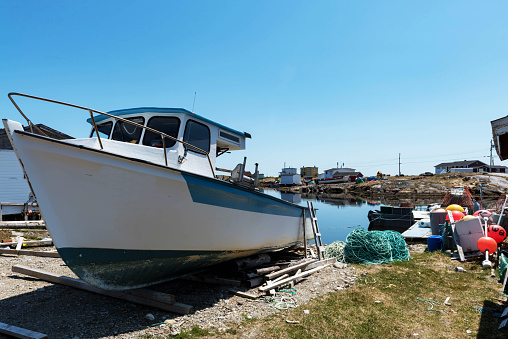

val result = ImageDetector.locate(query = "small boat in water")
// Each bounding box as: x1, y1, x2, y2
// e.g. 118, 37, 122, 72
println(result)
3, 93, 312, 290
368, 206, 415, 233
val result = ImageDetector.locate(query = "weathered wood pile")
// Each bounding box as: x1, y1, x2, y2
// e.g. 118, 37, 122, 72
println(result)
184, 247, 336, 298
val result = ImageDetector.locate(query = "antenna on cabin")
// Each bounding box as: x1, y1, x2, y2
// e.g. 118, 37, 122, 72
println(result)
192, 92, 197, 113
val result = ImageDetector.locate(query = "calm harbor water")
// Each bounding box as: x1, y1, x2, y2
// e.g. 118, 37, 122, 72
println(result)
260, 189, 376, 244
262, 189, 497, 245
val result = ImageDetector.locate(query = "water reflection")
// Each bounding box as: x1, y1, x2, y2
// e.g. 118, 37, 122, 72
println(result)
260, 189, 446, 244
280, 192, 301, 204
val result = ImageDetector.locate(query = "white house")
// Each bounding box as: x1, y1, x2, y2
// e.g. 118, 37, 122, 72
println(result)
280, 167, 300, 185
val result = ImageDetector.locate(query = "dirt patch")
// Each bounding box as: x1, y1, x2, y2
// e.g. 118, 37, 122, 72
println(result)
0, 248, 356, 338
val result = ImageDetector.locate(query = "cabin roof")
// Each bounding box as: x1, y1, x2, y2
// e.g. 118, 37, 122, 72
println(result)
87, 107, 251, 139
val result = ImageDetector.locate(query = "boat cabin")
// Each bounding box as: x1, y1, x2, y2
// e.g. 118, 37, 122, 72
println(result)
87, 108, 250, 178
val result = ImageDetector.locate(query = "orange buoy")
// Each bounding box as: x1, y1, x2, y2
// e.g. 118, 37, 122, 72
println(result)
477, 236, 497, 253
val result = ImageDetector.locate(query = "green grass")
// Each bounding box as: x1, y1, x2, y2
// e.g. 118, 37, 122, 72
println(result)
0, 229, 11, 241
226, 251, 507, 338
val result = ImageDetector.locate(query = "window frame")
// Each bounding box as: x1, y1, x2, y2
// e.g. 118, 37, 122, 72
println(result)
90, 121, 113, 139
111, 116, 145, 144
183, 119, 211, 154
142, 116, 181, 148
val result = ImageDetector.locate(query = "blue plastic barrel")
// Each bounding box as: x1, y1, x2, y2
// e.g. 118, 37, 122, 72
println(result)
427, 235, 443, 252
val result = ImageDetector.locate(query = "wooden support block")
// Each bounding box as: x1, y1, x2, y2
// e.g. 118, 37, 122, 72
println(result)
255, 265, 281, 275
0, 322, 47, 339
259, 264, 330, 292
232, 254, 271, 271
12, 265, 192, 314
265, 259, 316, 280
0, 248, 60, 258
246, 276, 265, 288
229, 290, 258, 300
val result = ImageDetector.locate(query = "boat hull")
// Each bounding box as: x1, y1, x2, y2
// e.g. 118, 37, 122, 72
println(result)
5, 121, 311, 290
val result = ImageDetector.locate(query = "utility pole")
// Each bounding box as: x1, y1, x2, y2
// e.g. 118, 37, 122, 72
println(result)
398, 153, 401, 176
490, 139, 494, 173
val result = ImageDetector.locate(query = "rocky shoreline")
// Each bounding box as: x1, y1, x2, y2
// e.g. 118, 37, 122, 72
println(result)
275, 173, 508, 200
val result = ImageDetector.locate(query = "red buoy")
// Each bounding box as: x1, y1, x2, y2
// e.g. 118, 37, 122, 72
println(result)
487, 225, 507, 243
473, 210, 492, 218
445, 210, 465, 222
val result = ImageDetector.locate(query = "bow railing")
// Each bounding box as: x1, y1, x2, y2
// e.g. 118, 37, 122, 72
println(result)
8, 92, 215, 176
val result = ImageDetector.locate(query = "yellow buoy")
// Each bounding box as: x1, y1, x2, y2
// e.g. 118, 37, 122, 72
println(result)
446, 204, 464, 212
462, 215, 476, 220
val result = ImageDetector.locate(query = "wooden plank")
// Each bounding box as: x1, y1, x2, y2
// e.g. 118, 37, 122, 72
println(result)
303, 257, 336, 271
451, 223, 465, 262
259, 264, 330, 292
265, 259, 316, 281
0, 221, 46, 229
229, 290, 258, 300
15, 237, 24, 251
0, 248, 59, 258
1, 239, 53, 247
12, 265, 192, 314
0, 322, 47, 339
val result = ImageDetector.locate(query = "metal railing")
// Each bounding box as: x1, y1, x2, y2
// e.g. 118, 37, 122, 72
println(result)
8, 92, 215, 176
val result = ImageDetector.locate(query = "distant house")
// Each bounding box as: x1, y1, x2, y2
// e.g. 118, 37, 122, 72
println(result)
279, 167, 300, 185
318, 168, 363, 182
300, 166, 318, 178
434, 160, 508, 174
0, 124, 72, 215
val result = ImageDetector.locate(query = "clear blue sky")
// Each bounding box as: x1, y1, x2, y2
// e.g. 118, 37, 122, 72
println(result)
1, 1, 507, 177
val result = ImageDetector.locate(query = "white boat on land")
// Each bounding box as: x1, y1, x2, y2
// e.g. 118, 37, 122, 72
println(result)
3, 93, 312, 290
317, 177, 349, 184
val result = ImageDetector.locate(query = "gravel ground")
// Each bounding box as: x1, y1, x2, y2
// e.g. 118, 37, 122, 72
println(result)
0, 245, 357, 338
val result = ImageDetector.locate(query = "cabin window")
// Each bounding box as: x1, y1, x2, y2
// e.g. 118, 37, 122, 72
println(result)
90, 122, 113, 139
112, 117, 145, 144
142, 117, 180, 148
183, 119, 210, 154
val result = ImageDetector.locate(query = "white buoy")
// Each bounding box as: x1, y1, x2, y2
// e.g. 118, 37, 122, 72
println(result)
482, 217, 492, 269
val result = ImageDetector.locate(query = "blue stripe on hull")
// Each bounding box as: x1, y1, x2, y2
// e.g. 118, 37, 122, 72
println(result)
182, 173, 303, 217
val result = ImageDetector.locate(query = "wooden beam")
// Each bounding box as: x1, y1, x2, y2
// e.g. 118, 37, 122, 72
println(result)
12, 265, 193, 314
1, 239, 52, 247
0, 221, 46, 229
302, 257, 336, 271
229, 290, 258, 300
0, 248, 59, 258
0, 322, 47, 339
259, 264, 330, 292
265, 259, 316, 280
